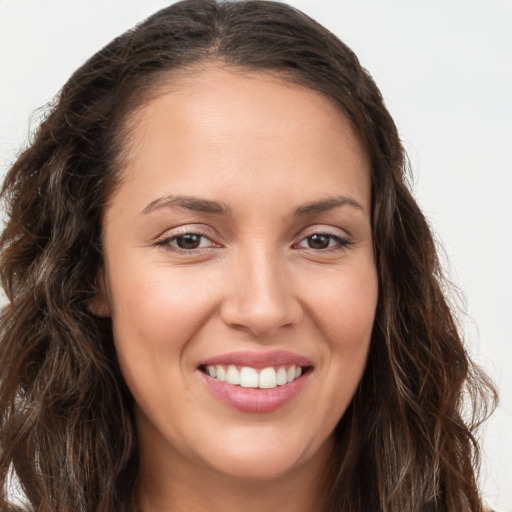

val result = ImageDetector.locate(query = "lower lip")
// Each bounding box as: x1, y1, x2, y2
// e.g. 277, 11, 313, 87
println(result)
200, 371, 310, 413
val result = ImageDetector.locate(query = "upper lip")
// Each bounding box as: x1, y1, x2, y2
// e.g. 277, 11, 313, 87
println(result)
199, 350, 313, 369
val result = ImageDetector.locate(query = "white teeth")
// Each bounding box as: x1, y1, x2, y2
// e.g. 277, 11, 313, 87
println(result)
216, 365, 226, 382
205, 363, 305, 388
276, 366, 288, 386
240, 367, 259, 388
226, 365, 240, 385
259, 367, 277, 389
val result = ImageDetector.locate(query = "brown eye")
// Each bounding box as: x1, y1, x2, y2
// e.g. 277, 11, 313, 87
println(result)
296, 232, 352, 251
175, 234, 203, 249
155, 229, 220, 253
306, 234, 331, 249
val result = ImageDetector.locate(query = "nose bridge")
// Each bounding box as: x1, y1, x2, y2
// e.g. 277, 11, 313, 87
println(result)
221, 243, 301, 336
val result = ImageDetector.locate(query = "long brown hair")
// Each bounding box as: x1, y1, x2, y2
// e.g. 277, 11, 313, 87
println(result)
0, 1, 497, 510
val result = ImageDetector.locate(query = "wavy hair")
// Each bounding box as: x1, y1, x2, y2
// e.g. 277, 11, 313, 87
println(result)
0, 1, 497, 510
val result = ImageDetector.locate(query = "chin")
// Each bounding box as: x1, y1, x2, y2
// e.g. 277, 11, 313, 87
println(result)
208, 448, 303, 481
196, 427, 328, 482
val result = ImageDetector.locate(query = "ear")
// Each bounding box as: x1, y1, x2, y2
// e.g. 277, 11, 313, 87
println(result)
89, 267, 112, 317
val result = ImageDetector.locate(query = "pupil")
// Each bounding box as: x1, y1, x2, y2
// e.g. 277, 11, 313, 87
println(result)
308, 234, 330, 249
177, 234, 201, 249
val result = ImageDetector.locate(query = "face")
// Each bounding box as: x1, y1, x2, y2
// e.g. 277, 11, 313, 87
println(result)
97, 66, 378, 483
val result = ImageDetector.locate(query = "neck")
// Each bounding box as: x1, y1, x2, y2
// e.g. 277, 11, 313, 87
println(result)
136, 468, 330, 512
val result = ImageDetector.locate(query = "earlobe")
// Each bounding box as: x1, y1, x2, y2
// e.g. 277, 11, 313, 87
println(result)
89, 268, 112, 318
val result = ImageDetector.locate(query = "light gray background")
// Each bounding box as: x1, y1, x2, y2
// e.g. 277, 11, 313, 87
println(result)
1, 1, 511, 510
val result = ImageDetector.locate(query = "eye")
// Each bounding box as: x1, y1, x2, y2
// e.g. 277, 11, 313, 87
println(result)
156, 232, 218, 251
296, 233, 351, 251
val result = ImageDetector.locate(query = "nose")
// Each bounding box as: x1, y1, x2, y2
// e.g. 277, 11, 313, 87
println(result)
220, 249, 303, 338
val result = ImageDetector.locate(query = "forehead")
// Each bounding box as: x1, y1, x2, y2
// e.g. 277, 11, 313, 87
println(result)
112, 65, 371, 213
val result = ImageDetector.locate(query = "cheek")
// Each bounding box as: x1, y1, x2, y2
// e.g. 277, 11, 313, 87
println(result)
107, 265, 220, 390
307, 261, 378, 348
110, 265, 215, 339
322, 273, 377, 417
307, 260, 377, 412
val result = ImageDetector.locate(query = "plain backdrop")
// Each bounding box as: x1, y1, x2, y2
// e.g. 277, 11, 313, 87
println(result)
1, 1, 511, 510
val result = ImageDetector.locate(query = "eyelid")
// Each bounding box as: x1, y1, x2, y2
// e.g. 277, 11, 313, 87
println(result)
295, 224, 351, 240
156, 223, 218, 240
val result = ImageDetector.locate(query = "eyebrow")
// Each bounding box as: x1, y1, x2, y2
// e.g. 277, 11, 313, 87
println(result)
294, 196, 365, 216
141, 194, 364, 216
141, 195, 231, 215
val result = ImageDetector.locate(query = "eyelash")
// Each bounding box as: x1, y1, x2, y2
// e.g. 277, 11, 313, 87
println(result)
154, 229, 352, 253
294, 232, 353, 252
155, 232, 219, 252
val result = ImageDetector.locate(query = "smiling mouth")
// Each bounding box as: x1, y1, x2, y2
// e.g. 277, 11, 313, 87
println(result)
199, 364, 312, 389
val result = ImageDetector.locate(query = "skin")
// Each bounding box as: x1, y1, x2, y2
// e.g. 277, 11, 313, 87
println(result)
95, 65, 378, 512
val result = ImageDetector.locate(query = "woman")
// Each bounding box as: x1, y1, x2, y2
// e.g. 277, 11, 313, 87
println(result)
0, 1, 497, 511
